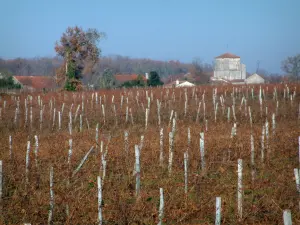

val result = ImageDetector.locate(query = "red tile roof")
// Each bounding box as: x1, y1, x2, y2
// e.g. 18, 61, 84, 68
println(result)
13, 76, 57, 90
115, 74, 147, 82
215, 52, 240, 59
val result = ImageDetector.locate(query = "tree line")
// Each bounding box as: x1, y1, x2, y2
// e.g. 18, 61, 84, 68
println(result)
1, 26, 299, 91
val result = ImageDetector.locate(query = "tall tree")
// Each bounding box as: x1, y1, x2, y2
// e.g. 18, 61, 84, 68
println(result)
97, 69, 116, 89
55, 26, 105, 90
281, 54, 300, 81
147, 71, 163, 87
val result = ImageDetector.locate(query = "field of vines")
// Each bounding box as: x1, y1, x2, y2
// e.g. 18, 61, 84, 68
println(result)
0, 84, 299, 224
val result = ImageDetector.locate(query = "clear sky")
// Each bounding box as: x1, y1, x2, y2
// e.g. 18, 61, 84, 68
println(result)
1, 0, 299, 73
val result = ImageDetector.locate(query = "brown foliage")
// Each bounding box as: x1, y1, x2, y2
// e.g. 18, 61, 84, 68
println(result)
0, 84, 299, 224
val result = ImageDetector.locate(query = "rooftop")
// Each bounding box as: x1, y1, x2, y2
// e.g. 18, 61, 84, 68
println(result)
215, 52, 240, 59
13, 76, 57, 89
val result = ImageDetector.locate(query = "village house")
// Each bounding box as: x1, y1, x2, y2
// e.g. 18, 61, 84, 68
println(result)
165, 79, 195, 88
245, 73, 265, 84
13, 76, 57, 91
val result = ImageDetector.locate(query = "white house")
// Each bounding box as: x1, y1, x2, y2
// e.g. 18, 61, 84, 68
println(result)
213, 52, 246, 81
176, 80, 195, 87
246, 73, 265, 84
165, 79, 195, 88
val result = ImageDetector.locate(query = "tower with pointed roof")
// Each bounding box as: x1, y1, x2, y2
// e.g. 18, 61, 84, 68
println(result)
213, 52, 246, 81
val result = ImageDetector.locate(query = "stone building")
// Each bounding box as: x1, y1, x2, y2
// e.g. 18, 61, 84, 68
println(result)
213, 52, 246, 81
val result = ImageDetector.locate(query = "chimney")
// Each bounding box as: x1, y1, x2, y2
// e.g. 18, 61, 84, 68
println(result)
145, 73, 149, 80
176, 79, 179, 85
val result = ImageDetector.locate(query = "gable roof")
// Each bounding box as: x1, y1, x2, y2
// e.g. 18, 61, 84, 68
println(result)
13, 76, 57, 89
246, 73, 265, 80
215, 52, 240, 59
115, 74, 147, 82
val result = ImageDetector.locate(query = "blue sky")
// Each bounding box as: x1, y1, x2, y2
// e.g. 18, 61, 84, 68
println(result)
1, 0, 299, 73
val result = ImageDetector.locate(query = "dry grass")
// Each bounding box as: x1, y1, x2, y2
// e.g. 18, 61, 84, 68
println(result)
0, 84, 299, 224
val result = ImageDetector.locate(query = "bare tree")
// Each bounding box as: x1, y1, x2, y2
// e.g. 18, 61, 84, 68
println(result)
281, 54, 300, 81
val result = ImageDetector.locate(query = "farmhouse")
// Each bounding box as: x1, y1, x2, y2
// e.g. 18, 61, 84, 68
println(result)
13, 76, 57, 91
245, 73, 265, 84
165, 79, 195, 88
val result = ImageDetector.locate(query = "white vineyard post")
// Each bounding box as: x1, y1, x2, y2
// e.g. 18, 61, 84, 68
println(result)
97, 176, 103, 225
14, 107, 18, 126
250, 134, 255, 182
248, 106, 252, 128
80, 114, 83, 132
0, 160, 2, 218
34, 135, 39, 171
237, 159, 243, 221
124, 131, 129, 154
231, 123, 237, 138
261, 125, 265, 163
169, 110, 174, 127
48, 166, 54, 225
25, 141, 31, 191
196, 101, 201, 123
158, 188, 164, 225
227, 107, 230, 123
283, 210, 292, 225
68, 111, 72, 135
265, 120, 269, 156
120, 95, 124, 109
187, 127, 191, 149
214, 102, 218, 123
299, 136, 300, 168
30, 106, 33, 131
145, 108, 149, 130
113, 104, 117, 126
172, 116, 177, 136
168, 132, 174, 175
9, 135, 12, 160
215, 197, 221, 225
95, 123, 99, 150
184, 151, 188, 195
159, 128, 164, 167
157, 99, 161, 128
24, 99, 28, 127
74, 105, 80, 122
272, 113, 276, 135
72, 146, 95, 177
101, 104, 105, 124
58, 111, 61, 130
135, 145, 141, 197
200, 132, 206, 171
125, 106, 129, 123
294, 168, 300, 193
52, 108, 56, 129
232, 105, 236, 122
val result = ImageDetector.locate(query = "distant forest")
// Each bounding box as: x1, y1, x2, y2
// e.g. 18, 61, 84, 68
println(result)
0, 55, 284, 84
0, 55, 213, 81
